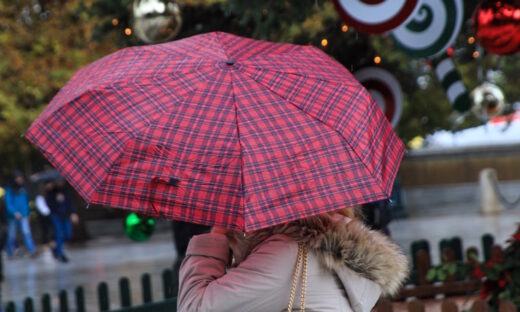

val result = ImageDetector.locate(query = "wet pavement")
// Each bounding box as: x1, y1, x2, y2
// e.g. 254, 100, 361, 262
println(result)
2, 207, 519, 311
2, 230, 176, 311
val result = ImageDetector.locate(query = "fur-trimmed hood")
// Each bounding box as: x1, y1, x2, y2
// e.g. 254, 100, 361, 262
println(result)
229, 215, 409, 297
305, 219, 409, 297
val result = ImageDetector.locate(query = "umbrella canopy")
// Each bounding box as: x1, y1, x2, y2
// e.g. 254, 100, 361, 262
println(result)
26, 32, 405, 232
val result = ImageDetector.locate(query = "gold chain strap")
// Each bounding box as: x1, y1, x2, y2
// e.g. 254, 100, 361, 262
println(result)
287, 243, 308, 312
300, 245, 308, 311
287, 244, 302, 312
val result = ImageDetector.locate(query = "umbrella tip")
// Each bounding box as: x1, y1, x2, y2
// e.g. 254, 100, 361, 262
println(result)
226, 59, 235, 66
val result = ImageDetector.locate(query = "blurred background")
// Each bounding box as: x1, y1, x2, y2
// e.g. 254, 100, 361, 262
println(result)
0, 0, 519, 311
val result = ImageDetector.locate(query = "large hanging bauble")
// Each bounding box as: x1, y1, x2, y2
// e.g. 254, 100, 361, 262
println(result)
332, 0, 420, 34
471, 83, 505, 120
392, 0, 464, 58
124, 212, 155, 241
473, 0, 520, 55
354, 67, 403, 128
132, 0, 182, 44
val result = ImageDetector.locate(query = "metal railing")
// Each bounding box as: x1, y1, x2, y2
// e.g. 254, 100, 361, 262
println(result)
4, 269, 177, 312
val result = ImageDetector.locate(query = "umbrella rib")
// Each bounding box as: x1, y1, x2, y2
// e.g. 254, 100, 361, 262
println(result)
241, 74, 388, 197
214, 32, 233, 62
122, 36, 227, 63
240, 47, 354, 84
39, 51, 216, 121
242, 65, 357, 89
33, 82, 153, 127
229, 73, 247, 232
87, 133, 137, 204
216, 32, 248, 231
86, 82, 205, 205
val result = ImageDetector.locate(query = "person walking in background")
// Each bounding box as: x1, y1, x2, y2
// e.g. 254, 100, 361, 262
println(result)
4, 171, 37, 259
46, 179, 78, 263
35, 182, 54, 246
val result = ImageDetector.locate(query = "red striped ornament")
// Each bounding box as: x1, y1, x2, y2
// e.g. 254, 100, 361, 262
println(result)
354, 67, 403, 128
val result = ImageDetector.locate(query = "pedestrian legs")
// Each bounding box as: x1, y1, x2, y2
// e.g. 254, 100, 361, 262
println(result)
6, 219, 17, 257
19, 217, 36, 254
50, 214, 72, 262
50, 214, 64, 257
5, 218, 36, 257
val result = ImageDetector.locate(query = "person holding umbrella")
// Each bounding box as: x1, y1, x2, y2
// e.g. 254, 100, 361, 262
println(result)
177, 208, 408, 311
31, 168, 64, 247
25, 32, 409, 310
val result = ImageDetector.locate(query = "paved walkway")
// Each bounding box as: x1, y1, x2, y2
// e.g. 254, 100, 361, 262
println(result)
2, 231, 176, 311
2, 208, 519, 311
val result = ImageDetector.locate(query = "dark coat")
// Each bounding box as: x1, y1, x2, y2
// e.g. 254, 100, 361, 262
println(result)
46, 187, 75, 219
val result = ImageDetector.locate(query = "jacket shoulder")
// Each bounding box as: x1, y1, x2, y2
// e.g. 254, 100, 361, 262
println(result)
250, 233, 298, 255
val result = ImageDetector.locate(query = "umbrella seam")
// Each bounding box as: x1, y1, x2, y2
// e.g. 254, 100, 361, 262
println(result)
241, 74, 387, 197
216, 31, 247, 232
239, 47, 355, 85
24, 130, 79, 197
240, 65, 358, 89
36, 46, 201, 120
27, 79, 202, 203
88, 83, 204, 206
214, 32, 232, 62
215, 32, 319, 59
32, 80, 195, 133
229, 72, 247, 233
86, 133, 136, 204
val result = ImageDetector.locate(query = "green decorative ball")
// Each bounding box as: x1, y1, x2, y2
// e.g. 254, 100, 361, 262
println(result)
125, 212, 155, 241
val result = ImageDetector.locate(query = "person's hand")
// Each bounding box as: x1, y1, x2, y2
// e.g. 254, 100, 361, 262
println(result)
14, 212, 22, 220
70, 213, 79, 224
330, 212, 352, 225
211, 226, 228, 235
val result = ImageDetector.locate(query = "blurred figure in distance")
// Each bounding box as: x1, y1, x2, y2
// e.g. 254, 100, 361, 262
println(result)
46, 179, 79, 263
35, 181, 54, 247
4, 171, 37, 259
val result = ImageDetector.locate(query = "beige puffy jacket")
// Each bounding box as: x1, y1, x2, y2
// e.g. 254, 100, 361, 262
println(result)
178, 220, 409, 312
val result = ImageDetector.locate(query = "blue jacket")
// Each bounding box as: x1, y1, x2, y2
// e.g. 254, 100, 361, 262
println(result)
4, 187, 31, 219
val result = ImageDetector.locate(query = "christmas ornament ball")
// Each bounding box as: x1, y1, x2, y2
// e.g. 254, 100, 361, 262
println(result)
124, 212, 155, 241
471, 82, 505, 120
132, 0, 182, 44
473, 0, 520, 55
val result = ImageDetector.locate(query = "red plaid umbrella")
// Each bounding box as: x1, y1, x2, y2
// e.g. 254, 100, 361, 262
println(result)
26, 32, 405, 232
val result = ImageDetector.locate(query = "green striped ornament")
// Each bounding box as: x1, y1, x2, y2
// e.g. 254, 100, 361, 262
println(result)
391, 0, 463, 58
432, 55, 471, 113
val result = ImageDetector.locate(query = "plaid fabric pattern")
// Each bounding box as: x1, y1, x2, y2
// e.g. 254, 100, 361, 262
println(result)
26, 32, 405, 232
